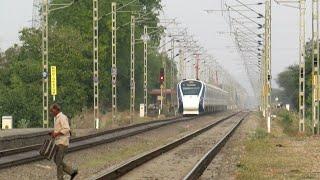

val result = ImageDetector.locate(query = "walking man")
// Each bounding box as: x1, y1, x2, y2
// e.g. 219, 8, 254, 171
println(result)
50, 104, 78, 180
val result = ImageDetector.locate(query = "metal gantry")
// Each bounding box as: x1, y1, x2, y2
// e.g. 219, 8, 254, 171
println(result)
130, 15, 136, 121
299, 0, 306, 132
143, 25, 148, 116
312, 0, 320, 134
42, 0, 49, 128
111, 2, 117, 122
93, 0, 99, 128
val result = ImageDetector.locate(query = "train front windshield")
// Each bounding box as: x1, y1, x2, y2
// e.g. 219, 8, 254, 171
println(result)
181, 81, 202, 95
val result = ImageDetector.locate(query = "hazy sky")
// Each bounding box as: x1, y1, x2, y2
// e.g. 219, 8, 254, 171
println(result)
0, 0, 313, 95
162, 0, 312, 94
0, 0, 33, 50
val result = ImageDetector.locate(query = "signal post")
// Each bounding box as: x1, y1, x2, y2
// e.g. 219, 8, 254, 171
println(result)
159, 68, 165, 115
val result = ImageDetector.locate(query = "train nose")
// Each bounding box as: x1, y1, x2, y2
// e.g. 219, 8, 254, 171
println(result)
183, 96, 199, 114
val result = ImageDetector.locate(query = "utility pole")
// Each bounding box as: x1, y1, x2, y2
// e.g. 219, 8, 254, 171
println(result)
143, 25, 148, 117
265, 0, 272, 133
93, 0, 99, 129
312, 0, 319, 134
130, 15, 136, 121
111, 2, 117, 122
42, 0, 49, 128
299, 0, 306, 132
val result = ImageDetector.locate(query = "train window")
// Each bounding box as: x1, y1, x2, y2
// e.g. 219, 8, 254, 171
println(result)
181, 81, 202, 95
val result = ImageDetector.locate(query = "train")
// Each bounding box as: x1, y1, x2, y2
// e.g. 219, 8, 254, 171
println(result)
177, 79, 231, 115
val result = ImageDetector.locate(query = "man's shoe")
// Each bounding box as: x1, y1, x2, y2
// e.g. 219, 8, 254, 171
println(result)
70, 169, 78, 180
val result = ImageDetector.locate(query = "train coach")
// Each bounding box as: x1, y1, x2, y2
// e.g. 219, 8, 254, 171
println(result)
177, 79, 230, 115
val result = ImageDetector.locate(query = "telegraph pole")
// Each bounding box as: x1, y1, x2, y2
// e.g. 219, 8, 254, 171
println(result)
42, 0, 49, 128
130, 15, 136, 121
111, 2, 117, 122
312, 0, 319, 134
299, 0, 306, 132
92, 0, 99, 129
265, 0, 272, 133
143, 25, 148, 116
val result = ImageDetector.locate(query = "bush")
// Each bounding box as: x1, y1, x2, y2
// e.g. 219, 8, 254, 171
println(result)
17, 119, 30, 128
251, 128, 268, 140
278, 110, 298, 135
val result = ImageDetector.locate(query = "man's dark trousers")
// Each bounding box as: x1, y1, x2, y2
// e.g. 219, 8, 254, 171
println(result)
54, 144, 73, 180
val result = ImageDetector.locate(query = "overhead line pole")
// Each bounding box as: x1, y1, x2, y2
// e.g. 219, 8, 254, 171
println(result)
130, 15, 136, 121
42, 0, 49, 128
265, 0, 272, 133
143, 25, 148, 117
41, 0, 76, 128
273, 0, 306, 132
111, 2, 117, 122
261, 48, 265, 113
93, 0, 99, 129
312, 0, 319, 134
170, 39, 175, 113
299, 0, 306, 132
159, 37, 166, 113
179, 49, 185, 80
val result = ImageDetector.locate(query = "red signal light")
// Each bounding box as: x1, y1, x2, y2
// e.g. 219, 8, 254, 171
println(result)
159, 68, 164, 84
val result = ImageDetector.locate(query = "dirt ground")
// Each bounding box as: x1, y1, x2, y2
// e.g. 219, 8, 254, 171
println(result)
236, 111, 320, 179
0, 112, 232, 180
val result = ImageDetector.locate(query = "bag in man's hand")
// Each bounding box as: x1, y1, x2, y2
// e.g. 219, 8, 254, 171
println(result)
39, 138, 58, 160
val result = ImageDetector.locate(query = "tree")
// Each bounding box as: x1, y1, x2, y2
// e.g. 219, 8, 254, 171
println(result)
276, 65, 299, 109
276, 42, 313, 116
0, 0, 173, 127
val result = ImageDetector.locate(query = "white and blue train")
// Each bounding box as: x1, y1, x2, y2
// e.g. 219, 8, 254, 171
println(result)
177, 79, 230, 115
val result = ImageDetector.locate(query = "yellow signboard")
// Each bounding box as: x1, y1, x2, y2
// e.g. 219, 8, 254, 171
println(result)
51, 66, 57, 96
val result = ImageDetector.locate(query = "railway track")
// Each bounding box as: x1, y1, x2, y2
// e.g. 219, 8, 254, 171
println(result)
92, 111, 248, 180
0, 112, 236, 169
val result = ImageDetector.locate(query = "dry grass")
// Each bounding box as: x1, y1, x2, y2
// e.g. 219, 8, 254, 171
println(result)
237, 111, 320, 179
71, 110, 170, 130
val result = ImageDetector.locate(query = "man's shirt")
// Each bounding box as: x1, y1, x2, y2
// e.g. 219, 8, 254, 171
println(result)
54, 112, 70, 146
